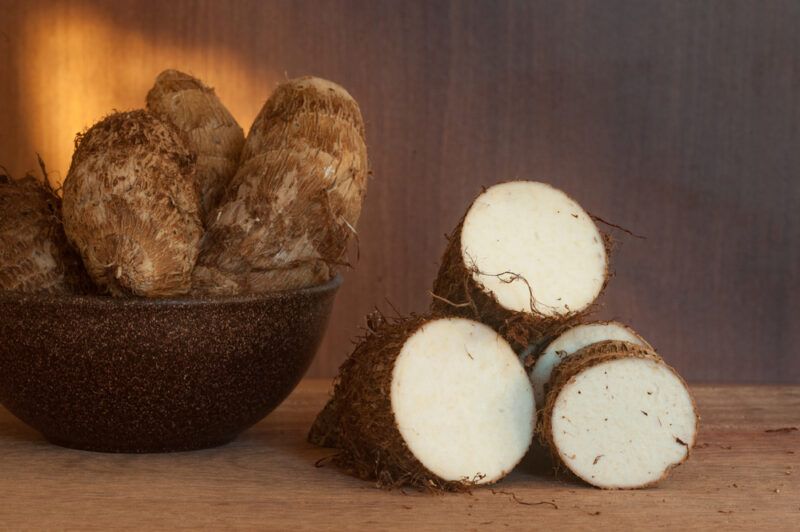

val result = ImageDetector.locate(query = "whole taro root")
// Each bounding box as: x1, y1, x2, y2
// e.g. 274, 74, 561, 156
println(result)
193, 76, 369, 296
146, 69, 245, 221
62, 110, 203, 297
0, 172, 89, 294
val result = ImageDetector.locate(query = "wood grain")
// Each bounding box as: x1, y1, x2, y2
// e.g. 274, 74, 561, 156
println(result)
0, 380, 797, 529
0, 1, 798, 381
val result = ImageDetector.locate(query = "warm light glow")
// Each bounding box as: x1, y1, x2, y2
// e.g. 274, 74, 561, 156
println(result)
18, 4, 277, 186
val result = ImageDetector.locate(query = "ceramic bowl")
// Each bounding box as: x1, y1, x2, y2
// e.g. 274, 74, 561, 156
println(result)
0, 275, 341, 452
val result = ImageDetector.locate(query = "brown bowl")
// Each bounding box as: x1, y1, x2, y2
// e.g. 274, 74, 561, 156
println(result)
0, 275, 341, 453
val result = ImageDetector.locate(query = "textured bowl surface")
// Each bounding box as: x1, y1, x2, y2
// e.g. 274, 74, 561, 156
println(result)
0, 275, 341, 453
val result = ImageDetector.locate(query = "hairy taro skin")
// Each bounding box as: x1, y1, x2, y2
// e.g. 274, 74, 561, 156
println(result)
62, 110, 204, 297
194, 76, 369, 295
0, 175, 89, 294
146, 69, 245, 220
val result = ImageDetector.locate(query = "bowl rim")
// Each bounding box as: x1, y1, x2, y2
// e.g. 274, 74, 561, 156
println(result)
0, 273, 343, 307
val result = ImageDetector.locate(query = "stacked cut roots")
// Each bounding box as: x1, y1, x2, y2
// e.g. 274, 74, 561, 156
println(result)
311, 180, 697, 490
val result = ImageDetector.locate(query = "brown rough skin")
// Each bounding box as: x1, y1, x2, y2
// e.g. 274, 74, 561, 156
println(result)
146, 69, 245, 221
431, 217, 610, 352
307, 394, 342, 449
0, 173, 90, 294
194, 76, 369, 295
307, 313, 470, 491
308, 311, 387, 449
62, 110, 203, 297
539, 340, 699, 489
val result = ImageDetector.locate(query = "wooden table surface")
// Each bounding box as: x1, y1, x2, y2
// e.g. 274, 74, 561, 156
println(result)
0, 380, 797, 530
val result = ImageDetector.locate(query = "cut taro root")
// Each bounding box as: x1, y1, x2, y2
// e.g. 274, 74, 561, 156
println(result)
540, 340, 698, 489
431, 181, 609, 350
308, 315, 535, 490
528, 321, 650, 406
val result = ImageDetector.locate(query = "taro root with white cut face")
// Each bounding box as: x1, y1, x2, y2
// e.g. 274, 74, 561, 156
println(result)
308, 315, 535, 490
432, 181, 609, 349
540, 340, 698, 489
528, 321, 651, 406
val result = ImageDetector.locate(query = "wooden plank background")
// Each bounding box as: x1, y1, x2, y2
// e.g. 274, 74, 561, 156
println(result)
1, 0, 798, 382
